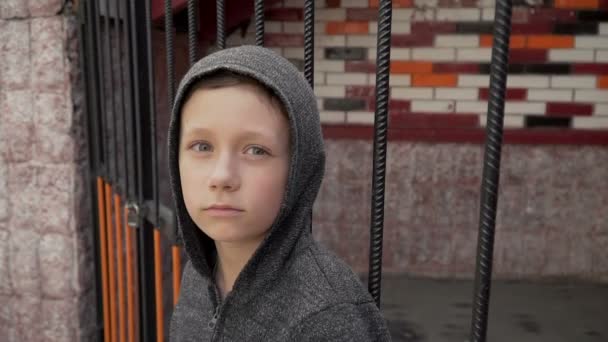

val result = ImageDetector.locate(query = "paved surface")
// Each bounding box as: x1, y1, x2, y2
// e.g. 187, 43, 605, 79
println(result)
378, 275, 608, 341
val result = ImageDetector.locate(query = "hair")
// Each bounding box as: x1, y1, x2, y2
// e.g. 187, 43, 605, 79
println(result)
182, 70, 287, 118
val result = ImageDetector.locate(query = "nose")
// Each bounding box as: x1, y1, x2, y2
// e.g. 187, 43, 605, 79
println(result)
208, 152, 240, 192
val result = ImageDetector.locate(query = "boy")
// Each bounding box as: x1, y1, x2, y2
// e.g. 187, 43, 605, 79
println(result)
168, 45, 391, 341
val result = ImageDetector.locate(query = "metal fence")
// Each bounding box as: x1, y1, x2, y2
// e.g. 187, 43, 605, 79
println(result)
78, 0, 514, 341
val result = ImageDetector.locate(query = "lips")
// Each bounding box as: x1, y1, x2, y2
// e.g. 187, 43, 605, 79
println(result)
205, 204, 243, 211
204, 204, 244, 217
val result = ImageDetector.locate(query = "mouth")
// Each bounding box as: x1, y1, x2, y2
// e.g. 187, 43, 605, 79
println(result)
204, 204, 244, 217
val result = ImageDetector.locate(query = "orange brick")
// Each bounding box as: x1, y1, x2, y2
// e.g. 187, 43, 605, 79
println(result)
599, 76, 608, 89
390, 61, 433, 74
412, 74, 457, 87
480, 35, 526, 49
325, 21, 368, 35
527, 35, 574, 49
554, 0, 598, 9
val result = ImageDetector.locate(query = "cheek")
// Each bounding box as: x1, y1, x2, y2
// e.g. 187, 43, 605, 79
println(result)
247, 163, 288, 209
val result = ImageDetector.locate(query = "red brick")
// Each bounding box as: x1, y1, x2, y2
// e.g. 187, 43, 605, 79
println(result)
528, 9, 578, 22
527, 35, 574, 49
509, 49, 547, 63
392, 33, 434, 47
546, 103, 593, 116
555, 0, 599, 9
411, 22, 457, 34
573, 63, 608, 74
599, 76, 608, 88
265, 8, 303, 21
346, 8, 378, 21
390, 61, 433, 74
368, 99, 411, 113
263, 33, 304, 47
480, 88, 527, 101
511, 23, 554, 34
326, 21, 369, 35
433, 63, 479, 73
345, 61, 376, 73
326, 0, 341, 7
346, 85, 376, 98
412, 74, 457, 87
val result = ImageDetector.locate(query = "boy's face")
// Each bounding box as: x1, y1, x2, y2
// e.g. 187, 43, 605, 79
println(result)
178, 83, 290, 247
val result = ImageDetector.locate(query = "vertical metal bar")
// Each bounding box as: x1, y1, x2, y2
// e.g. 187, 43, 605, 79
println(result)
165, 0, 175, 111
187, 0, 198, 65
119, 0, 139, 340
114, 194, 126, 342
93, 0, 107, 179
254, 0, 264, 46
104, 182, 117, 342
154, 229, 165, 342
172, 246, 182, 306
303, 0, 315, 88
97, 178, 112, 342
367, 0, 392, 309
79, 2, 105, 340
128, 0, 157, 340
469, 1, 512, 341
217, 0, 225, 49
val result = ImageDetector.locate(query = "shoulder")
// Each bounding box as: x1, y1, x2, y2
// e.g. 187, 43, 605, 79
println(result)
287, 301, 392, 341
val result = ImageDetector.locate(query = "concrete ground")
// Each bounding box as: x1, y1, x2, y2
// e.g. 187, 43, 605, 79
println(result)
378, 275, 608, 342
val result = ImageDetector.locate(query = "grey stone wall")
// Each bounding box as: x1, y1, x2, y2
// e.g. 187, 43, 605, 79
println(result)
313, 140, 608, 282
0, 1, 96, 341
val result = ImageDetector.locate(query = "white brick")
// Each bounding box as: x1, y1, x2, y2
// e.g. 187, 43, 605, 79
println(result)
527, 89, 573, 102
507, 76, 550, 88
268, 47, 283, 55
314, 72, 325, 85
436, 8, 480, 22
314, 60, 345, 72
456, 101, 488, 114
595, 104, 608, 116
389, 75, 411, 87
504, 102, 546, 114
459, 75, 490, 87
457, 48, 492, 62
314, 85, 346, 98
479, 114, 525, 128
482, 8, 495, 21
597, 50, 608, 62
600, 23, 608, 35
435, 88, 479, 100
477, 0, 495, 7
411, 100, 455, 113
315, 35, 345, 47
317, 98, 322, 110
326, 72, 367, 85
572, 117, 608, 129
316, 9, 346, 21
414, 0, 438, 6
369, 48, 410, 60
575, 37, 608, 49
548, 49, 594, 62
393, 9, 415, 21
265, 21, 282, 33
346, 111, 375, 124
392, 87, 433, 100
283, 47, 304, 59
313, 0, 324, 7
282, 22, 302, 34
575, 90, 608, 103
551, 76, 596, 89
341, 0, 368, 7
346, 35, 377, 47
436, 35, 479, 47
315, 22, 326, 34
320, 111, 346, 124
412, 48, 455, 61
370, 21, 411, 35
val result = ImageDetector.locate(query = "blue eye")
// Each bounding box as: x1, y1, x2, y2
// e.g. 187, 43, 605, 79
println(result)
191, 142, 212, 152
246, 146, 268, 156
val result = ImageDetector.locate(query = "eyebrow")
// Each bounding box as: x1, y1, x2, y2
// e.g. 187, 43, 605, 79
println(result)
182, 126, 277, 143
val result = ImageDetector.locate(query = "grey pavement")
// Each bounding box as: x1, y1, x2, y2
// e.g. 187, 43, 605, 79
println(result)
378, 275, 608, 342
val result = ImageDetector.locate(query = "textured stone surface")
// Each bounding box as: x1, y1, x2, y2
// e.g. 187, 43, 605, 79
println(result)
40, 299, 76, 341
31, 17, 66, 92
0, 230, 10, 295
314, 140, 608, 282
12, 296, 41, 341
0, 91, 35, 162
40, 234, 74, 298
28, 0, 63, 17
0, 20, 30, 90
9, 229, 41, 295
0, 160, 8, 222
0, 0, 28, 18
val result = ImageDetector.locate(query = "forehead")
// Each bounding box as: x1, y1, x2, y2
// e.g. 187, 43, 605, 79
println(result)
179, 84, 290, 141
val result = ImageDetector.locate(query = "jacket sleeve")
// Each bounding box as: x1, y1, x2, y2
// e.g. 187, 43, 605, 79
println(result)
288, 302, 392, 342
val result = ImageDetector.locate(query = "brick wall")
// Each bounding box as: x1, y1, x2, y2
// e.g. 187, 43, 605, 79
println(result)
0, 1, 96, 340
216, 0, 608, 281
224, 0, 608, 140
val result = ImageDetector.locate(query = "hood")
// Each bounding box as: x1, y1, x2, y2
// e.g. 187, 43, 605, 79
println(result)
167, 45, 325, 302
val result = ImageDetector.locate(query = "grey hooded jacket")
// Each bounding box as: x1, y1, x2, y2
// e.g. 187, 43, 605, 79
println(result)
168, 45, 392, 341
